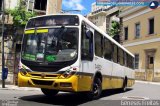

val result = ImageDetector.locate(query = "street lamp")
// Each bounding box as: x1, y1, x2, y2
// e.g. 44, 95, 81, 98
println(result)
1, 0, 5, 88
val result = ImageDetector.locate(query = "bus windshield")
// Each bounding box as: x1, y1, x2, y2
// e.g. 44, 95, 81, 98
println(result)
22, 28, 78, 63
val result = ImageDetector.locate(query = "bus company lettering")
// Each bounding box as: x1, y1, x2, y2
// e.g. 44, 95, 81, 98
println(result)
95, 64, 102, 71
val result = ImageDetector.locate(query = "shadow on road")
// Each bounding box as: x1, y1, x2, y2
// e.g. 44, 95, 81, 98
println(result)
19, 88, 133, 105
101, 88, 132, 98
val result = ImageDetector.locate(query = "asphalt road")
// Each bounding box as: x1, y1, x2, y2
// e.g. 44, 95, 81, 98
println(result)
0, 82, 160, 106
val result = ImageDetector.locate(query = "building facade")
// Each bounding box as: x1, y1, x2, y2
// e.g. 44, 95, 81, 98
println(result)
0, 0, 62, 84
87, 2, 108, 33
0, 0, 19, 84
87, 2, 120, 34
26, 0, 62, 15
120, 7, 160, 81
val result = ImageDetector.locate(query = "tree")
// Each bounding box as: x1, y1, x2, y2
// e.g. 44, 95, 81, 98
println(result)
7, 0, 36, 28
6, 0, 36, 44
108, 20, 120, 37
108, 20, 120, 42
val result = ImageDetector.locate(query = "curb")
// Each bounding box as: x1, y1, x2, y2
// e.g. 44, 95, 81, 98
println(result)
0, 85, 40, 91
135, 80, 160, 85
1, 80, 160, 91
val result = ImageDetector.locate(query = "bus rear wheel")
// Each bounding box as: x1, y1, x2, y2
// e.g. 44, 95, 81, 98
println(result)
41, 88, 59, 97
87, 78, 102, 100
121, 77, 127, 92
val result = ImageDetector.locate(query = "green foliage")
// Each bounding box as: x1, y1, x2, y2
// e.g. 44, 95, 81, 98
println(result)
108, 21, 120, 37
9, 8, 36, 27
7, 0, 36, 27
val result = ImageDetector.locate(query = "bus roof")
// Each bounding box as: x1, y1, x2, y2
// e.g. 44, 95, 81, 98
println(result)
27, 14, 134, 57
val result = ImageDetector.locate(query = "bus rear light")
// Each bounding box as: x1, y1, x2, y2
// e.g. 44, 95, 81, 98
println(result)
60, 82, 72, 87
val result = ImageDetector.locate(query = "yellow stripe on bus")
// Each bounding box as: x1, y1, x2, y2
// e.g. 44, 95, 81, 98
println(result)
25, 30, 35, 34
37, 29, 48, 33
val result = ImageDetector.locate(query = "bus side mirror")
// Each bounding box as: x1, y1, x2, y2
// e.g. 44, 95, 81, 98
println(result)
85, 30, 92, 39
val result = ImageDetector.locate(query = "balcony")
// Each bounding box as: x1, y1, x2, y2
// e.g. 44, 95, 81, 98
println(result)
92, 6, 116, 15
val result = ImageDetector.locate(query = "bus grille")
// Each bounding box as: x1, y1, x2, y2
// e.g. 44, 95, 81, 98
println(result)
30, 73, 58, 78
32, 79, 53, 86
29, 66, 62, 72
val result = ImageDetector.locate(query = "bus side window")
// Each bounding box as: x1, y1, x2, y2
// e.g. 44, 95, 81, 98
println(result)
130, 56, 134, 69
126, 54, 134, 69
126, 54, 129, 68
124, 52, 127, 66
81, 23, 93, 61
104, 38, 112, 61
112, 44, 118, 63
95, 31, 103, 57
119, 48, 124, 66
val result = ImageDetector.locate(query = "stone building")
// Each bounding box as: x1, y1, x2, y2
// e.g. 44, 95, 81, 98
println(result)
87, 2, 119, 34
119, 7, 160, 81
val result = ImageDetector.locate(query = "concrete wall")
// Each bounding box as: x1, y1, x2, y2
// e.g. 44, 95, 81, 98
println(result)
87, 12, 107, 33
123, 7, 160, 44
5, 0, 19, 9
46, 0, 62, 14
122, 7, 160, 81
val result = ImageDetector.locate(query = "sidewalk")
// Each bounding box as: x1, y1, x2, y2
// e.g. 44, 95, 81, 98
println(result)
0, 84, 40, 91
135, 80, 160, 85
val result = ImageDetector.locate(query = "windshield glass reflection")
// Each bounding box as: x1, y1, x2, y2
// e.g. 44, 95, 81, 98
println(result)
22, 28, 78, 63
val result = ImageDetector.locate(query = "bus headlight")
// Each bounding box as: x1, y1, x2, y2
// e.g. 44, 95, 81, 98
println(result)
59, 67, 78, 79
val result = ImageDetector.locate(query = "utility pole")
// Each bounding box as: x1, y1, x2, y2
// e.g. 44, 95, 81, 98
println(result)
1, 0, 5, 88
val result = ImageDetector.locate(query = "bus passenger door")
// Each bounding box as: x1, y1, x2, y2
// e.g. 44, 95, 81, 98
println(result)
80, 23, 94, 91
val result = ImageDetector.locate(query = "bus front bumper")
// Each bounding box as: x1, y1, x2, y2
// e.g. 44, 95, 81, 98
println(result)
18, 72, 79, 92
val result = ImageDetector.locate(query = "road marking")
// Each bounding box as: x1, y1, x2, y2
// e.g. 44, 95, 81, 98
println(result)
122, 96, 149, 100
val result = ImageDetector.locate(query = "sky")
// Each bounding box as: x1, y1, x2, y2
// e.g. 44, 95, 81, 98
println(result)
62, 0, 96, 15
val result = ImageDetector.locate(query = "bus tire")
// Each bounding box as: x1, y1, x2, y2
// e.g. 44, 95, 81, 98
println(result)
87, 78, 102, 100
41, 88, 59, 97
122, 77, 127, 92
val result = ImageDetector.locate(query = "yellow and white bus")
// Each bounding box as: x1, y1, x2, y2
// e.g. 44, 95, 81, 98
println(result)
18, 14, 135, 99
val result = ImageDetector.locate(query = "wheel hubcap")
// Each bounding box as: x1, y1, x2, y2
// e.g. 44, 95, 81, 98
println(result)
93, 83, 99, 96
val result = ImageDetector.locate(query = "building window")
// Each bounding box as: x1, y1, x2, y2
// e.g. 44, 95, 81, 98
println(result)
27, 0, 35, 11
149, 57, 154, 64
135, 23, 140, 38
34, 0, 47, 11
149, 18, 154, 34
124, 27, 128, 40
95, 16, 98, 20
95, 31, 103, 57
135, 54, 139, 69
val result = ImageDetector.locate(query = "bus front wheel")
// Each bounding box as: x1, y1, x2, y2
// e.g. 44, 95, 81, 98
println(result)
41, 88, 59, 97
87, 78, 102, 100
